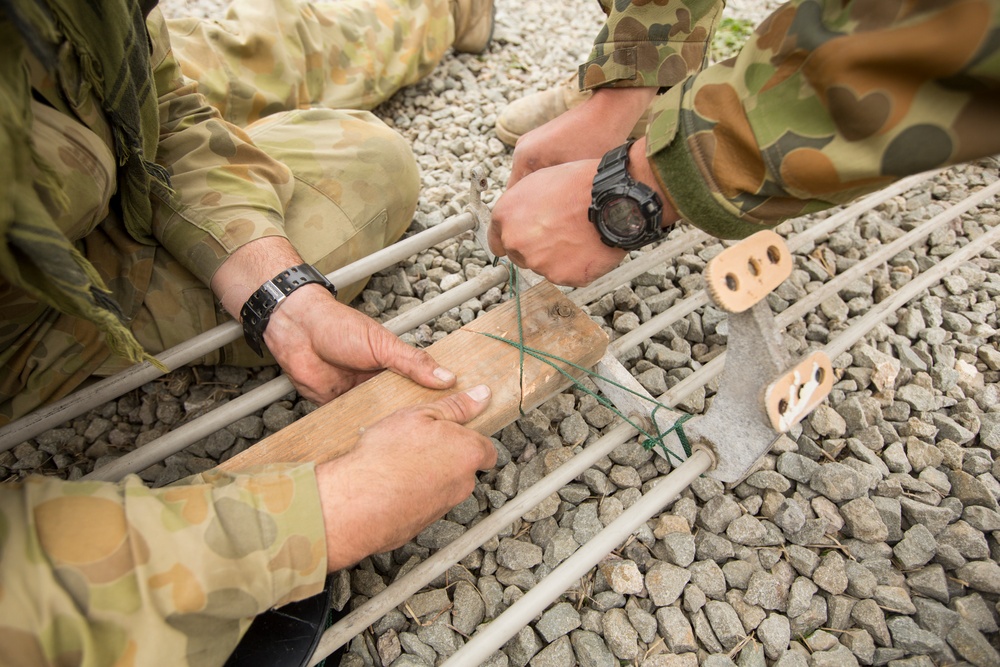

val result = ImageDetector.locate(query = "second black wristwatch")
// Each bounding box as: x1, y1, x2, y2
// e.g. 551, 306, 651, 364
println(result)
240, 263, 337, 357
588, 139, 666, 251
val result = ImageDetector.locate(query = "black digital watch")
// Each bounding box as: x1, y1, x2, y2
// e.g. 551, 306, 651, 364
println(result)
588, 139, 666, 251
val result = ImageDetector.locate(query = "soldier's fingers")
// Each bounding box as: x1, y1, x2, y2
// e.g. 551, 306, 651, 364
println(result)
367, 323, 456, 390
487, 211, 507, 258
420, 384, 491, 425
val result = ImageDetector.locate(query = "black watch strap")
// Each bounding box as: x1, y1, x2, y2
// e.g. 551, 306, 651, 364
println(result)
591, 140, 634, 194
240, 263, 337, 357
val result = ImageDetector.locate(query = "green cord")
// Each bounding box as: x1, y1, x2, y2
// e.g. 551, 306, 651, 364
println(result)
510, 268, 526, 416
484, 266, 692, 464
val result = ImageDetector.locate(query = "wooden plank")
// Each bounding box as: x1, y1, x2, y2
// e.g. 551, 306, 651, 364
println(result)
218, 281, 609, 471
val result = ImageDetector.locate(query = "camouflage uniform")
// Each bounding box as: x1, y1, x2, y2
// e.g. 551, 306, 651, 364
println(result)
0, 1, 458, 665
635, 0, 1000, 238
1, 0, 455, 422
0, 464, 327, 667
575, 0, 999, 236
579, 0, 724, 90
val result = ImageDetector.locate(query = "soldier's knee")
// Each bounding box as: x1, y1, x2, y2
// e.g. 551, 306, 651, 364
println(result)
366, 122, 420, 237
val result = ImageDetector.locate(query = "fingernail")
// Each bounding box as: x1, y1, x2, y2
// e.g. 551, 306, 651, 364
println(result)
433, 367, 455, 383
467, 384, 491, 402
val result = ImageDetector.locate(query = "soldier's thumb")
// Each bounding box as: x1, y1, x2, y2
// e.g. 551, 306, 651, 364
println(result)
425, 385, 492, 425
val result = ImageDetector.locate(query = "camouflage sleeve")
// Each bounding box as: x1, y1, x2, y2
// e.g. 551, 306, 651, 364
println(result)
644, 0, 1000, 239
579, 0, 724, 90
0, 464, 328, 667
145, 9, 295, 286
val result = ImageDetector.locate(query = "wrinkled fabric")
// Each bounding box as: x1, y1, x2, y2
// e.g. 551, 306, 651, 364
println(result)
0, 2, 449, 663
641, 0, 1000, 238
580, 0, 724, 89
0, 464, 328, 667
0, 0, 166, 374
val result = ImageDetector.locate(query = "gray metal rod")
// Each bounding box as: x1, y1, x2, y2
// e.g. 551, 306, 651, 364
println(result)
823, 184, 1000, 359
308, 419, 642, 665
440, 450, 715, 667
611, 173, 987, 364
0, 213, 476, 452
570, 228, 707, 306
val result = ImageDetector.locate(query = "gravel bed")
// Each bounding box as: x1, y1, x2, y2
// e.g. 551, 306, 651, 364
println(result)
4, 1, 1000, 666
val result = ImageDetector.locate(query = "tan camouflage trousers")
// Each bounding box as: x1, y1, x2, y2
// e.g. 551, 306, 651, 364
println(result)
0, 0, 454, 423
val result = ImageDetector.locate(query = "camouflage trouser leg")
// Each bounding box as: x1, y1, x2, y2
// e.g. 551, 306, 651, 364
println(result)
106, 0, 444, 369
98, 107, 421, 373
166, 0, 455, 123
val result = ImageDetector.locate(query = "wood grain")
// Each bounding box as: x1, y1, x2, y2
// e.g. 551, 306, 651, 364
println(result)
218, 281, 609, 471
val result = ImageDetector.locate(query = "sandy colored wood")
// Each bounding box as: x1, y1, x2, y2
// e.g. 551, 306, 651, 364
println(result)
219, 281, 609, 471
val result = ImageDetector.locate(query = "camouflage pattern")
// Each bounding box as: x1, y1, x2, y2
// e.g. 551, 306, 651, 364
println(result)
579, 0, 723, 90
644, 0, 1000, 239
0, 2, 452, 663
1, 0, 444, 420
0, 463, 328, 667
166, 0, 455, 122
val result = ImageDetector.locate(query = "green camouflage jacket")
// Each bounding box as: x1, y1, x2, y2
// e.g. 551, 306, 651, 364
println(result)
579, 0, 724, 90
584, 0, 1000, 239
0, 5, 297, 411
0, 464, 327, 667
651, 0, 1000, 238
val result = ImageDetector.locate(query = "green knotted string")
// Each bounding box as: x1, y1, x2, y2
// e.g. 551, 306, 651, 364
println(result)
479, 266, 692, 463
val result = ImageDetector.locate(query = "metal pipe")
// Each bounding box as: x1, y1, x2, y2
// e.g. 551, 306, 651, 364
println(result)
784, 170, 938, 253
823, 194, 1000, 359
440, 450, 715, 667
609, 291, 708, 357
375, 263, 509, 335
0, 212, 476, 452
323, 213, 477, 289
84, 262, 509, 481
570, 229, 707, 306
782, 177, 1000, 328
610, 176, 997, 366
84, 379, 297, 481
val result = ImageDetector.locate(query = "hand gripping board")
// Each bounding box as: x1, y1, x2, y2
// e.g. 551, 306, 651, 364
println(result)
218, 281, 608, 471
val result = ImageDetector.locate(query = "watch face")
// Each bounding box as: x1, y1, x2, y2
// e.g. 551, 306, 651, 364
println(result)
601, 196, 645, 239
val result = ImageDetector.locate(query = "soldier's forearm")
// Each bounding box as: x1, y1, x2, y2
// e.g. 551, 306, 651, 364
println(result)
210, 235, 309, 320
0, 466, 328, 666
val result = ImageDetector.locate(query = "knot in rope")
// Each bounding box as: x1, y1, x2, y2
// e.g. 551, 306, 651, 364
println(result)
482, 265, 693, 465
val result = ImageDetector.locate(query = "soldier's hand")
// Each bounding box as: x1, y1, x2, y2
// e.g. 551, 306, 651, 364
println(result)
212, 237, 456, 405
315, 385, 496, 571
490, 159, 627, 287
264, 286, 457, 405
508, 87, 657, 187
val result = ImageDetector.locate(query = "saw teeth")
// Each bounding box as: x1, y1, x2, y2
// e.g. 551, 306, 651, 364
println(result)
704, 273, 729, 309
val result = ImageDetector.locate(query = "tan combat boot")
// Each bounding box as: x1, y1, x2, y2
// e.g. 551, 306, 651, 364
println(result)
495, 74, 650, 147
452, 0, 494, 54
